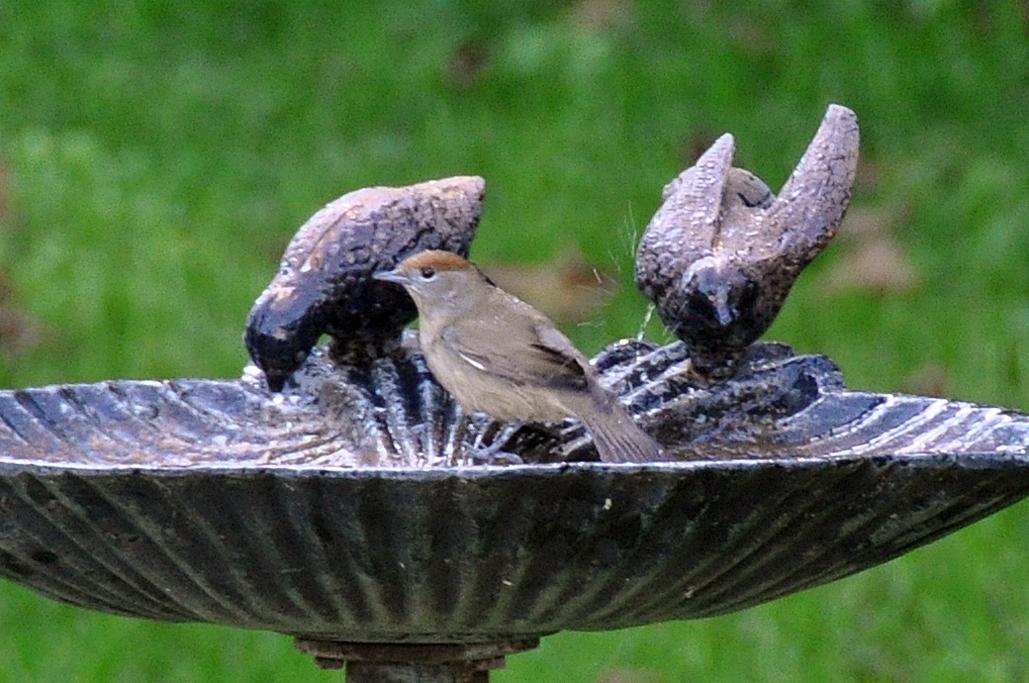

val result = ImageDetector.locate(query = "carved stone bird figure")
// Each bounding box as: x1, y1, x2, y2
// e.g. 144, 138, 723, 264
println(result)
375, 250, 662, 463
636, 104, 859, 378
245, 177, 485, 392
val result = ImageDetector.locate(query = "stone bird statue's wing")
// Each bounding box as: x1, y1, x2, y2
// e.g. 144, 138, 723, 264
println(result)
638, 134, 737, 279
751, 104, 859, 267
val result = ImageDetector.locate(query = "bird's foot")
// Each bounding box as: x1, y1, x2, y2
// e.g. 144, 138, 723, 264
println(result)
466, 420, 525, 465
468, 447, 524, 466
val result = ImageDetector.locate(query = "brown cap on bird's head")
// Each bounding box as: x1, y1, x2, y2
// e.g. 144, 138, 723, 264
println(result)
374, 250, 495, 288
396, 250, 473, 273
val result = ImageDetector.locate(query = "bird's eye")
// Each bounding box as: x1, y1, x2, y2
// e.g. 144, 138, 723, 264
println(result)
419, 267, 436, 280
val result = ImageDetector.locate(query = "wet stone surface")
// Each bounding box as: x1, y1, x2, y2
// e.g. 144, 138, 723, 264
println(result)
0, 335, 1024, 468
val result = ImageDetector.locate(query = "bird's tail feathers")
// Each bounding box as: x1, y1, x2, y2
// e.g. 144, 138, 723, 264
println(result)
582, 405, 662, 463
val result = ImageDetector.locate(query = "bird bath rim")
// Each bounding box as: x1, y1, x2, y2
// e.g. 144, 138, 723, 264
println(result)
1, 449, 1026, 475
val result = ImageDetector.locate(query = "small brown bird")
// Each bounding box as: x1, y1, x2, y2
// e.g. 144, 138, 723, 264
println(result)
374, 250, 662, 463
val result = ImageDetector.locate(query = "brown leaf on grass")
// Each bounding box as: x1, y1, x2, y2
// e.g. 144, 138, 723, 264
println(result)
0, 306, 48, 360
678, 130, 720, 169
853, 155, 883, 195
0, 274, 49, 361
597, 669, 662, 683
834, 206, 899, 240
901, 362, 951, 399
824, 207, 921, 295
826, 236, 921, 294
0, 158, 10, 227
725, 12, 776, 58
568, 0, 633, 31
484, 247, 618, 324
447, 40, 490, 90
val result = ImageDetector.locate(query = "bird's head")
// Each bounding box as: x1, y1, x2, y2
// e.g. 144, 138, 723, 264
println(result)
679, 256, 760, 343
373, 250, 491, 313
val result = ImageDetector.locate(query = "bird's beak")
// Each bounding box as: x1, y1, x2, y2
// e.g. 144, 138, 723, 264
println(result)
712, 287, 735, 327
373, 269, 409, 285
714, 301, 735, 327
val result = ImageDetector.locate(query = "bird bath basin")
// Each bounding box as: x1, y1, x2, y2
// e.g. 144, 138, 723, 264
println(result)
1, 351, 1027, 679
1, 105, 1027, 681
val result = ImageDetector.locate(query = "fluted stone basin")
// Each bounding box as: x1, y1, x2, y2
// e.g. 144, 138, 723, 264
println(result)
1, 454, 1026, 643
1, 340, 1026, 643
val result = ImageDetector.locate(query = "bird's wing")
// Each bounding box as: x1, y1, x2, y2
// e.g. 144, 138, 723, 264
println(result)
440, 318, 590, 392
754, 104, 859, 266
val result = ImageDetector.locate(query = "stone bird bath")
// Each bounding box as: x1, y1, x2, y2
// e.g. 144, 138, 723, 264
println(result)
1, 105, 1026, 681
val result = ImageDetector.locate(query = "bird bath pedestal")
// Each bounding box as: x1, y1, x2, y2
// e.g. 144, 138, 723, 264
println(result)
294, 638, 540, 681
1, 106, 1027, 681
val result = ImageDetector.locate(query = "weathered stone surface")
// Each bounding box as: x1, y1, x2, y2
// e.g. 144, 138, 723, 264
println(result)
244, 177, 484, 391
636, 105, 859, 378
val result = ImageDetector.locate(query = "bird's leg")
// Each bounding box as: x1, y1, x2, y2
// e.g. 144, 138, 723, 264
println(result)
451, 410, 479, 466
469, 420, 525, 465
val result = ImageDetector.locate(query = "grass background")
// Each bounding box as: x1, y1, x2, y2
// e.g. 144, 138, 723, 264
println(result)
0, 2, 1026, 681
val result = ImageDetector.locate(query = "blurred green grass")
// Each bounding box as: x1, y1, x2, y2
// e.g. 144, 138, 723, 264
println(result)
0, 2, 1026, 681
